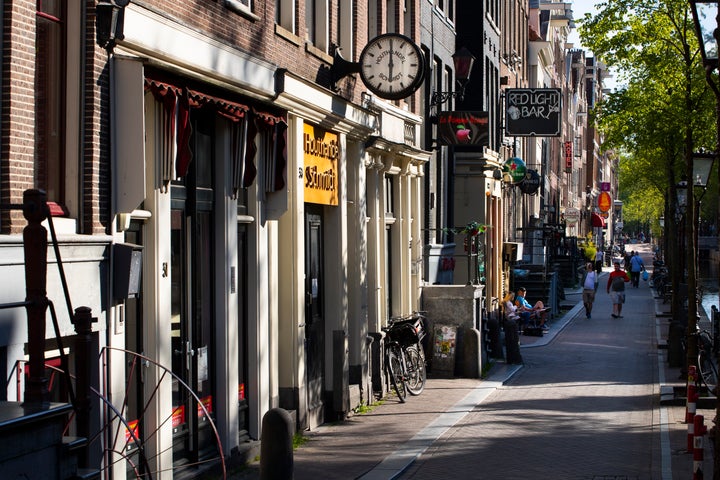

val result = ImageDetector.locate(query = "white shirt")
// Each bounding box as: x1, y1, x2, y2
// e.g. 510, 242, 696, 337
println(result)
583, 271, 597, 290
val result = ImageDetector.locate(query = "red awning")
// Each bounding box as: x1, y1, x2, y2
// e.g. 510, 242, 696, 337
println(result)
591, 213, 606, 228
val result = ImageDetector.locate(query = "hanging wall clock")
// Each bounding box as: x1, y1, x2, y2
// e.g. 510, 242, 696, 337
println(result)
359, 33, 425, 100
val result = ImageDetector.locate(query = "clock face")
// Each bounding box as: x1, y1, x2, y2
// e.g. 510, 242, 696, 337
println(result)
359, 33, 425, 100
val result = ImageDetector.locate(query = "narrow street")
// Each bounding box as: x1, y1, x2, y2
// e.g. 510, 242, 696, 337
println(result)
402, 243, 681, 479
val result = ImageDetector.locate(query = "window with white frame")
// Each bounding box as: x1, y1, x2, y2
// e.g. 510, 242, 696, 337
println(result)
338, 0, 354, 59
226, 0, 252, 14
276, 0, 296, 33
306, 0, 329, 52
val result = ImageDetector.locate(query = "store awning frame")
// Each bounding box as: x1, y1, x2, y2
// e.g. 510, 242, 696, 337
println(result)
591, 212, 606, 228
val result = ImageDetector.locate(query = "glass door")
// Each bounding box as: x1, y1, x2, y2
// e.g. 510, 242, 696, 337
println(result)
170, 113, 217, 469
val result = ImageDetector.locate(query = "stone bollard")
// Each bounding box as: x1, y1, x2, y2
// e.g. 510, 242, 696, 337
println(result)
504, 319, 522, 365
260, 408, 294, 480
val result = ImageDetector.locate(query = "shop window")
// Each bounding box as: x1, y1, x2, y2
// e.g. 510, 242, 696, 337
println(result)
144, 76, 286, 196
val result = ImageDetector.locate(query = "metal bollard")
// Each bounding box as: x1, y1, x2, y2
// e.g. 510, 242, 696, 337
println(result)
693, 414, 707, 479
503, 319, 522, 365
687, 365, 698, 452
260, 408, 294, 480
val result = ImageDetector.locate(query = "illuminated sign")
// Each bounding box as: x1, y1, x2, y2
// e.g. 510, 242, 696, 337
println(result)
437, 111, 489, 146
304, 124, 339, 206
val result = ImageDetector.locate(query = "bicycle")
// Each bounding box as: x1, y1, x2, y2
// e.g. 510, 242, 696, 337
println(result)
383, 312, 428, 402
697, 305, 719, 397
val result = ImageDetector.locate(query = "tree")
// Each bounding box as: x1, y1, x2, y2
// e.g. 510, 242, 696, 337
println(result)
579, 0, 717, 400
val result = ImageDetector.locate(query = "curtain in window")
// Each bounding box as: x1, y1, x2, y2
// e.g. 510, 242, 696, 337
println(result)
144, 77, 286, 196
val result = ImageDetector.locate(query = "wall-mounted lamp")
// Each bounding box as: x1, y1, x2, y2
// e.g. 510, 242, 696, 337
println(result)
430, 47, 476, 107
96, 0, 130, 52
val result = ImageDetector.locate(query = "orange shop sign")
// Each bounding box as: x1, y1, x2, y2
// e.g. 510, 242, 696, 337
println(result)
598, 192, 612, 212
304, 124, 339, 206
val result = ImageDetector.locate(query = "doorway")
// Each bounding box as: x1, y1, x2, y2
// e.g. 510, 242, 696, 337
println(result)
169, 112, 218, 468
304, 205, 325, 427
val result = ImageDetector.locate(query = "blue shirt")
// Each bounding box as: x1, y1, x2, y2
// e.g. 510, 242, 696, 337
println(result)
516, 295, 532, 309
630, 255, 644, 272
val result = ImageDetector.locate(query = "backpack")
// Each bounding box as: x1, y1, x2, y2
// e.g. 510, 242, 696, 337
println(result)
611, 275, 626, 292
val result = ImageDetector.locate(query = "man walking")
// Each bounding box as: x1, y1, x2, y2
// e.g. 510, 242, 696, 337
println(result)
581, 262, 599, 319
629, 252, 644, 288
594, 248, 604, 275
607, 260, 630, 318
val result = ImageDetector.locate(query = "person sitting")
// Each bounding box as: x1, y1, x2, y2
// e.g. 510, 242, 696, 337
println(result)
503, 292, 521, 322
515, 287, 548, 330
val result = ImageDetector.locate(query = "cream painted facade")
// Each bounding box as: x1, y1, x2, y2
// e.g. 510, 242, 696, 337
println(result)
107, 4, 429, 472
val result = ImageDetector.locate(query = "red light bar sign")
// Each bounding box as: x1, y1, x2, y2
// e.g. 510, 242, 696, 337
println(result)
564, 141, 573, 172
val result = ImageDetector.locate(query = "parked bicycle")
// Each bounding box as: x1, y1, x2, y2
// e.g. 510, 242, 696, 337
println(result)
697, 305, 719, 397
383, 312, 427, 402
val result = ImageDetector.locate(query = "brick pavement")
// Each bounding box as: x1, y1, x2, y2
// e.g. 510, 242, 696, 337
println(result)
227, 244, 716, 480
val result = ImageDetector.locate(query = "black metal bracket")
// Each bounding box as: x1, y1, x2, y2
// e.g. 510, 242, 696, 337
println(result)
330, 47, 361, 91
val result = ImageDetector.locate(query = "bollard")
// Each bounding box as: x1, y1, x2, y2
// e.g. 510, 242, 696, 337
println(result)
503, 319, 522, 365
260, 408, 294, 480
693, 414, 707, 479
687, 366, 697, 423
687, 365, 698, 452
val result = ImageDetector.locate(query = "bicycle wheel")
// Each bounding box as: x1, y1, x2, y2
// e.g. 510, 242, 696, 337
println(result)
698, 333, 718, 396
386, 344, 407, 402
404, 345, 426, 396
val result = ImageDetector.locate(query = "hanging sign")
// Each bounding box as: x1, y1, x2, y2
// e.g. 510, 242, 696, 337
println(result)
518, 169, 541, 195
502, 157, 527, 183
564, 141, 573, 172
437, 111, 490, 146
505, 88, 562, 136
598, 191, 612, 212
304, 123, 339, 206
565, 207, 580, 224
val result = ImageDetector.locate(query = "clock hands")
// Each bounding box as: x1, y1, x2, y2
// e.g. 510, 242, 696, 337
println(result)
387, 39, 394, 93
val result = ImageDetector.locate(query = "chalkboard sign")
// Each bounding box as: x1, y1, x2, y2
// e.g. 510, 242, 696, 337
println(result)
505, 88, 562, 137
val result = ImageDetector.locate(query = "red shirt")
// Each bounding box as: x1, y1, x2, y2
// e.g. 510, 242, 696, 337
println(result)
607, 268, 630, 292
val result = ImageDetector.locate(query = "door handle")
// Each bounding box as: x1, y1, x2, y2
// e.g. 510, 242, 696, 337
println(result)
173, 342, 195, 371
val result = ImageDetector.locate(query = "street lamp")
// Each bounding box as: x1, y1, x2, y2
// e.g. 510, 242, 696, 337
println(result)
676, 180, 688, 219
690, 0, 719, 68
430, 47, 476, 107
693, 151, 716, 195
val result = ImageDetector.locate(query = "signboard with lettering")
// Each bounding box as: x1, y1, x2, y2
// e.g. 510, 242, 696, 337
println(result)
304, 124, 339, 206
518, 169, 541, 195
437, 111, 489, 146
565, 207, 580, 224
503, 157, 527, 183
564, 141, 573, 172
505, 88, 562, 136
598, 192, 612, 212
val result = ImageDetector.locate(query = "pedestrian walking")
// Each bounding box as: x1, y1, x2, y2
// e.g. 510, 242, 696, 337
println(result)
594, 248, 604, 275
581, 262, 599, 319
629, 252, 644, 288
607, 260, 630, 318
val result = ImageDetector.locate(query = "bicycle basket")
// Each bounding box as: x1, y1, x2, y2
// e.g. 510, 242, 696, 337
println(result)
387, 317, 426, 347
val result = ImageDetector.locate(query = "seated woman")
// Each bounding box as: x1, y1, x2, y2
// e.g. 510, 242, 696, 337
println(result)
515, 287, 548, 330
503, 292, 520, 321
